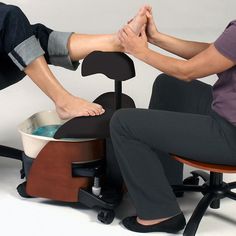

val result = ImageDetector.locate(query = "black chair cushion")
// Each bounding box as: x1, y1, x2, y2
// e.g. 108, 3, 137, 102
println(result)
81, 51, 135, 81
54, 92, 135, 139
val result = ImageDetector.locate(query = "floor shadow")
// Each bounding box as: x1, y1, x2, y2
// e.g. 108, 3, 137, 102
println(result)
204, 211, 236, 226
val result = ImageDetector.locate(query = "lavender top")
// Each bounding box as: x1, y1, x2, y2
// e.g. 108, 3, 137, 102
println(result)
212, 20, 236, 125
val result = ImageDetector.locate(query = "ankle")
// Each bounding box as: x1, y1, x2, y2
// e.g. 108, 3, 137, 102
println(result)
137, 216, 172, 226
54, 93, 76, 119
54, 92, 72, 108
112, 34, 124, 52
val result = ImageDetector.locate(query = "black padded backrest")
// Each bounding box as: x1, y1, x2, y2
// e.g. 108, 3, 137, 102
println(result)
93, 92, 135, 109
81, 51, 135, 81
54, 51, 136, 139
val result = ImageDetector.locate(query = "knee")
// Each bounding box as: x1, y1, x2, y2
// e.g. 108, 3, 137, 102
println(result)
5, 5, 25, 20
152, 73, 176, 91
31, 23, 52, 38
110, 109, 126, 134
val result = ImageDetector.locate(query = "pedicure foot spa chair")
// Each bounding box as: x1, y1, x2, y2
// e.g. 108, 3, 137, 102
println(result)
16, 51, 136, 224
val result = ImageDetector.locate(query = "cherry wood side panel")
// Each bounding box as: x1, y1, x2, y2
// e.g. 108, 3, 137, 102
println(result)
26, 140, 105, 202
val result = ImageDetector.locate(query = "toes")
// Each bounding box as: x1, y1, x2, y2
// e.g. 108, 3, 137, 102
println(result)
144, 5, 152, 12
139, 5, 149, 16
139, 7, 146, 16
88, 111, 97, 116
138, 5, 152, 17
94, 103, 105, 114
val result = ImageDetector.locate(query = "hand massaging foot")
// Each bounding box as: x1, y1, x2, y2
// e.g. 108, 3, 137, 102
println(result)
122, 213, 186, 233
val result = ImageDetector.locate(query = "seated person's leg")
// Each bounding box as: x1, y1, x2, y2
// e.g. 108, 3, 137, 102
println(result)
110, 106, 235, 232
149, 74, 213, 185
1, 3, 149, 119
63, 5, 150, 62
31, 23, 81, 70
1, 4, 44, 71
1, 4, 104, 118
24, 6, 149, 119
30, 5, 150, 66
149, 73, 213, 114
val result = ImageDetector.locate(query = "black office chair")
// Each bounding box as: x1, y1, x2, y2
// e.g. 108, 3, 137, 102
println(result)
172, 155, 236, 236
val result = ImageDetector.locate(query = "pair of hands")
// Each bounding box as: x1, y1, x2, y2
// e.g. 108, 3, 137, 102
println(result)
118, 10, 158, 57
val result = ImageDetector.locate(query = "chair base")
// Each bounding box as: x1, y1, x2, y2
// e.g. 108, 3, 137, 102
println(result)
17, 140, 123, 225
172, 171, 236, 236
0, 145, 24, 178
0, 145, 22, 160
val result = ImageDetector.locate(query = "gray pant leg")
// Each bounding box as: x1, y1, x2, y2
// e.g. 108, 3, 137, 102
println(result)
110, 108, 235, 219
149, 74, 213, 114
148, 74, 213, 185
111, 75, 230, 219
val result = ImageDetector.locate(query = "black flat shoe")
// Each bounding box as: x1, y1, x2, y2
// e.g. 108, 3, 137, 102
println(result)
122, 213, 186, 233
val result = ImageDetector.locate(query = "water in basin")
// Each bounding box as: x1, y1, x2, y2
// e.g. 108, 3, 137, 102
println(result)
32, 125, 61, 138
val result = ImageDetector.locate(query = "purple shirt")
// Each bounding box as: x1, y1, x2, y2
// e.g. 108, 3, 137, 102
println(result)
212, 20, 236, 125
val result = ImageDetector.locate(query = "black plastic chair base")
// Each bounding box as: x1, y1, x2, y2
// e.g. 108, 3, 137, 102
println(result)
0, 145, 22, 160
172, 171, 236, 236
17, 181, 34, 198
79, 188, 122, 224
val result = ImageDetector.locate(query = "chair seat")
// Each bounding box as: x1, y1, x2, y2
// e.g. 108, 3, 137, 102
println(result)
172, 155, 236, 173
54, 92, 135, 139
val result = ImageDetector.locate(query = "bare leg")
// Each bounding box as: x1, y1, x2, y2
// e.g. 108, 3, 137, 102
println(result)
23, 6, 150, 120
67, 6, 151, 61
24, 33, 126, 120
68, 33, 123, 61
24, 56, 104, 120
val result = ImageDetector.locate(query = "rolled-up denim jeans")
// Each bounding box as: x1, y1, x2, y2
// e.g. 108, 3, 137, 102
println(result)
0, 2, 79, 89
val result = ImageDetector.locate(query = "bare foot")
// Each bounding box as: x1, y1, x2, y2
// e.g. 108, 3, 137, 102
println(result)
128, 6, 151, 35
111, 33, 125, 52
56, 95, 105, 120
137, 216, 172, 226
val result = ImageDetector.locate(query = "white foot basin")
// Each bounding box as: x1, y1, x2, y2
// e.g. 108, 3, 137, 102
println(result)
18, 110, 94, 158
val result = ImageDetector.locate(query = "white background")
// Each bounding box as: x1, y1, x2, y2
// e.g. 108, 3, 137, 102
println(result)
0, 1, 236, 236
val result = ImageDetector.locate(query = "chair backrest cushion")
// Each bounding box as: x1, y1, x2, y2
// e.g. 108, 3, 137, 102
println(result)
81, 51, 136, 81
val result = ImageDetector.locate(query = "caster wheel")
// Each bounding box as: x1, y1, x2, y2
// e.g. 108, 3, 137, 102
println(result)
97, 209, 115, 224
17, 181, 33, 198
183, 176, 200, 186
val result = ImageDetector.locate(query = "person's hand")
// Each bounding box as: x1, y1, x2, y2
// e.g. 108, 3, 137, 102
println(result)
56, 94, 105, 120
118, 25, 148, 57
146, 10, 159, 44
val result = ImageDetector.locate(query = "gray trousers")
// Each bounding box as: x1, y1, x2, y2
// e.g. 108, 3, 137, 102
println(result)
110, 74, 236, 220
